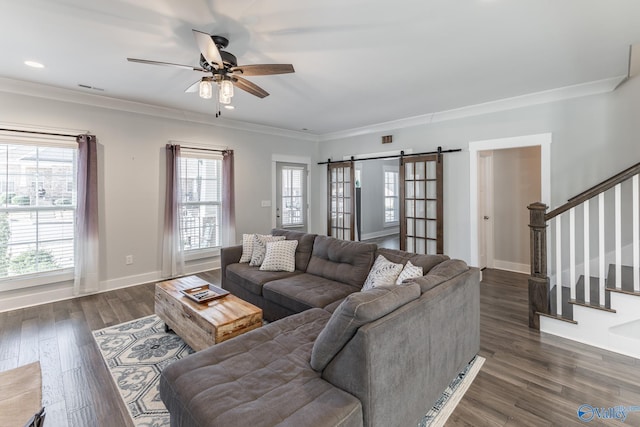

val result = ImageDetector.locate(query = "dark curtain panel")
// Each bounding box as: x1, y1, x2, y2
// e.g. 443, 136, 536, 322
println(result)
74, 134, 99, 294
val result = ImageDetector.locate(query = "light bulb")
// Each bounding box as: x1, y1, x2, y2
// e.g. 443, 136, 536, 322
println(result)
220, 79, 234, 98
219, 93, 231, 104
199, 80, 213, 99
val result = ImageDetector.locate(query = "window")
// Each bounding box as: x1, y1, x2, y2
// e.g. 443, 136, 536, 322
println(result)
0, 142, 77, 280
280, 165, 305, 227
178, 150, 222, 251
384, 167, 399, 224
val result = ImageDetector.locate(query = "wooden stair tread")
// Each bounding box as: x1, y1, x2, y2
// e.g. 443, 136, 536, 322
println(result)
537, 312, 578, 324
568, 299, 616, 313
606, 287, 640, 297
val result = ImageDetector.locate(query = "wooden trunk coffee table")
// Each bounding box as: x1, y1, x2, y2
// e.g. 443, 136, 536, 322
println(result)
155, 275, 262, 351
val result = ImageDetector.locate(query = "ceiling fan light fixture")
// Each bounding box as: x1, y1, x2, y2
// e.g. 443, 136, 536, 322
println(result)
199, 79, 213, 99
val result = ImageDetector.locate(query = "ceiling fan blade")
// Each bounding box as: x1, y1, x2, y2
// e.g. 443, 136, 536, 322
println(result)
127, 58, 205, 72
193, 29, 223, 68
185, 80, 201, 93
230, 64, 295, 76
232, 76, 269, 98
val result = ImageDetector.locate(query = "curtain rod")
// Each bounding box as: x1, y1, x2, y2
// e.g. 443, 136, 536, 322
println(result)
317, 147, 462, 165
0, 128, 81, 138
173, 144, 229, 153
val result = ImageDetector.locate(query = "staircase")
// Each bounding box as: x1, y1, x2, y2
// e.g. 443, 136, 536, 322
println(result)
528, 162, 640, 359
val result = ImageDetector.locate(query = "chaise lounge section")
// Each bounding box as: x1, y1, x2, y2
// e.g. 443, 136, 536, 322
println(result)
160, 230, 480, 427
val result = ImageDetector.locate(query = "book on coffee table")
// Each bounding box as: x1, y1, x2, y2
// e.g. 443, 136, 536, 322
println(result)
181, 284, 229, 303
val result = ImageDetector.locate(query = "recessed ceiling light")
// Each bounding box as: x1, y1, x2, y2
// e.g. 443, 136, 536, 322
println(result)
24, 60, 44, 68
224, 105, 235, 110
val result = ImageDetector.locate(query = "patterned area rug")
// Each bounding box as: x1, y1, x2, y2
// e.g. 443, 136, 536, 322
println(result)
420, 355, 486, 427
93, 315, 483, 427
92, 315, 194, 427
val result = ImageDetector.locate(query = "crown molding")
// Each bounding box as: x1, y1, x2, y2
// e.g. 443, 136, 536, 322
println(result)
0, 77, 319, 142
0, 75, 626, 143
319, 76, 626, 141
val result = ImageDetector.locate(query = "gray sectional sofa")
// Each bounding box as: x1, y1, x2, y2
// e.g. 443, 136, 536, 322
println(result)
160, 230, 480, 427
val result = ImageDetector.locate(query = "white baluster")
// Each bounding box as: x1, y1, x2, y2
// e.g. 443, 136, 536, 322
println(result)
584, 200, 590, 304
615, 183, 622, 289
556, 216, 562, 316
570, 207, 576, 300
598, 193, 605, 307
633, 174, 639, 292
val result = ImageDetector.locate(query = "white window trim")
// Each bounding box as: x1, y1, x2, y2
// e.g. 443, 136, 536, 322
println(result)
383, 165, 400, 226
0, 269, 74, 292
178, 148, 224, 259
0, 135, 78, 290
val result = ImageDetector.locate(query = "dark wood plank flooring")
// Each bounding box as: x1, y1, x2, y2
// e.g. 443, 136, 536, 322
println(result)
1, 268, 639, 426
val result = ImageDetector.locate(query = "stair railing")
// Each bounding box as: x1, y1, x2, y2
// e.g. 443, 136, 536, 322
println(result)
528, 161, 640, 329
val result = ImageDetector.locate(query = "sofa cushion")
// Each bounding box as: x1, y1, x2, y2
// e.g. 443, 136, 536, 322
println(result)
226, 263, 301, 296
260, 240, 299, 272
310, 283, 421, 371
306, 236, 376, 287
263, 273, 360, 313
250, 235, 286, 266
376, 247, 449, 274
409, 259, 469, 293
361, 255, 403, 291
271, 229, 318, 272
160, 308, 363, 427
395, 260, 423, 284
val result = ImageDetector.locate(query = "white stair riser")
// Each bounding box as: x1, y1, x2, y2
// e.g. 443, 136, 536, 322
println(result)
540, 293, 640, 359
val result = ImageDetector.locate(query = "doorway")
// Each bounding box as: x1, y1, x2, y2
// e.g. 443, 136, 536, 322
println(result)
275, 161, 308, 233
469, 133, 551, 270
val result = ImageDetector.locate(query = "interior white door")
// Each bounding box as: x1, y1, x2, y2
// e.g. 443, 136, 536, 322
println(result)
478, 151, 494, 269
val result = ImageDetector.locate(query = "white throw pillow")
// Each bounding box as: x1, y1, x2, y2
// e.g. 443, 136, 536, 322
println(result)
260, 240, 299, 272
239, 233, 258, 263
395, 260, 424, 284
362, 255, 403, 291
249, 235, 286, 266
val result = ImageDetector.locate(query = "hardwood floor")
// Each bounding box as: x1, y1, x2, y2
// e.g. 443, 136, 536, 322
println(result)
1, 268, 638, 426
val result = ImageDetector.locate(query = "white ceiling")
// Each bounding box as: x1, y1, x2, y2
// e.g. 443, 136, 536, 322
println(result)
1, 0, 639, 135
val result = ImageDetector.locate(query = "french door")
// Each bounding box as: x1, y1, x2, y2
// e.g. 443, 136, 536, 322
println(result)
400, 154, 443, 254
327, 161, 355, 240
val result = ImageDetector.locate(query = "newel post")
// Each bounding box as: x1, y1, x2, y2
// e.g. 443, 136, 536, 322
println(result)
528, 202, 549, 329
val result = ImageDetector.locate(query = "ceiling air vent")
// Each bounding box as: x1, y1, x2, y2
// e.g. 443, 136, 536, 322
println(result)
381, 135, 393, 144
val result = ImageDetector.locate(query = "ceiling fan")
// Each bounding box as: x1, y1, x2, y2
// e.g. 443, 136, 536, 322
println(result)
127, 29, 295, 115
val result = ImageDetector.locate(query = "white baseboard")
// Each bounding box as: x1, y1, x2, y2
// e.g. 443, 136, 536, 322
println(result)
493, 260, 530, 274
361, 228, 399, 241
0, 259, 222, 313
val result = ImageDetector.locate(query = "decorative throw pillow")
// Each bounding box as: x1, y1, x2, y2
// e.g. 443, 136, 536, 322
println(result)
260, 240, 299, 272
395, 260, 423, 284
239, 233, 259, 263
249, 235, 285, 266
361, 255, 403, 291
310, 283, 421, 371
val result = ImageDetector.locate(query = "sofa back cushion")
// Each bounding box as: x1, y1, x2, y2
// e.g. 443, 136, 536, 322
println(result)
410, 259, 469, 293
306, 236, 376, 286
376, 247, 449, 275
310, 283, 420, 371
271, 229, 317, 271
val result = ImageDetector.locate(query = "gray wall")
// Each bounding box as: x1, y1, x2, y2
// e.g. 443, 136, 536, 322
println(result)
316, 76, 640, 264
0, 89, 318, 310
